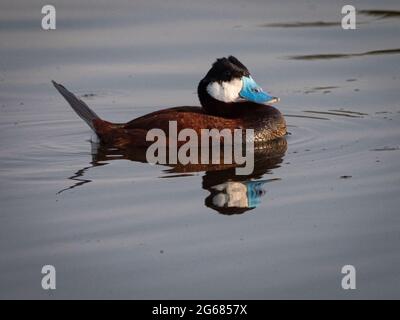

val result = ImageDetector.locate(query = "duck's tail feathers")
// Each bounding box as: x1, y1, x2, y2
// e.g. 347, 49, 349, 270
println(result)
52, 80, 100, 131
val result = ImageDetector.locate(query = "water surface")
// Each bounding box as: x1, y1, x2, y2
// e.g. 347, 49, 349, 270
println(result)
0, 0, 400, 299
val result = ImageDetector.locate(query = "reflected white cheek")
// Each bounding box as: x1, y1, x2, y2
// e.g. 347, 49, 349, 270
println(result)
211, 182, 249, 208
206, 78, 243, 103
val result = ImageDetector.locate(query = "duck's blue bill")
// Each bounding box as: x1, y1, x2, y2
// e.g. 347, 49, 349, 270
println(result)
239, 76, 275, 104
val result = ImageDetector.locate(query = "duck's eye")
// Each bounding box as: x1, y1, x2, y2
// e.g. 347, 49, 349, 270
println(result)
252, 87, 262, 93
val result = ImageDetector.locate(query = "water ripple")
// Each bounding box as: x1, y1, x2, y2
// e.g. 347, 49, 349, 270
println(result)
287, 48, 400, 60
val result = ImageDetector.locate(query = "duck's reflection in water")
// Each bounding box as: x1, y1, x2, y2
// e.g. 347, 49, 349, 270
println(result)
58, 138, 287, 215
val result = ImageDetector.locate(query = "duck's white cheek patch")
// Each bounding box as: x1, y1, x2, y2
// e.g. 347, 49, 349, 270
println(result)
206, 78, 243, 103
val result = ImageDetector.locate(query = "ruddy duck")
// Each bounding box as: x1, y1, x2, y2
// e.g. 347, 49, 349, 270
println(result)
53, 56, 286, 148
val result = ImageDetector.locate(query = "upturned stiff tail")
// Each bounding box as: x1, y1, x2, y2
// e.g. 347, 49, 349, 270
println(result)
52, 80, 100, 131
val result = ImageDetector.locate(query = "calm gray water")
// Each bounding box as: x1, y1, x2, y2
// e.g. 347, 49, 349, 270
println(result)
1, 0, 399, 299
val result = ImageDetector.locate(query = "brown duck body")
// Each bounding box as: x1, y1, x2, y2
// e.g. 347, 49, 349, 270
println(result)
92, 104, 286, 148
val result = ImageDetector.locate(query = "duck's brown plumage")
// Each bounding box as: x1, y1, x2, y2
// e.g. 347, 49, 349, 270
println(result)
92, 105, 285, 148
92, 106, 242, 148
